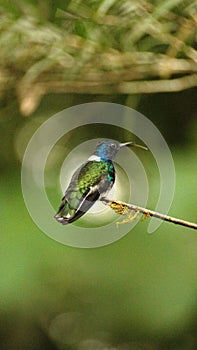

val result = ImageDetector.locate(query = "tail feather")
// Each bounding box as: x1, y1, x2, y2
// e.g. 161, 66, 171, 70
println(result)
54, 197, 73, 225
54, 189, 99, 225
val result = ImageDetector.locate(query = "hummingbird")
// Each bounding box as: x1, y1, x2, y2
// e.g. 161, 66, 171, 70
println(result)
54, 139, 147, 224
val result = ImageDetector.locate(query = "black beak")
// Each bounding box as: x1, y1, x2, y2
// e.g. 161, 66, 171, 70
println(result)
120, 142, 148, 151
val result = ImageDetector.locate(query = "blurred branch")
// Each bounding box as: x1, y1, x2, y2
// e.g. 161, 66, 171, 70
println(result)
18, 73, 197, 115
101, 197, 197, 230
0, 0, 197, 115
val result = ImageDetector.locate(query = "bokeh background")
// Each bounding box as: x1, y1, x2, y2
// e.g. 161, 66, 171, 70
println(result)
1, 1, 197, 349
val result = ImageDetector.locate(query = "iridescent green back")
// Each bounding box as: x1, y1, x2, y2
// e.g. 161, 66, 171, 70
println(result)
57, 160, 115, 222
77, 160, 114, 194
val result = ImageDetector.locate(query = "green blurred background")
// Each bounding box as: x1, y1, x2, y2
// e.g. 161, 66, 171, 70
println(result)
0, 1, 197, 349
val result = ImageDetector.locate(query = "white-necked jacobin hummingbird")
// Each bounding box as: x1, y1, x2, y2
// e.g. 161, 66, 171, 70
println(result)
54, 139, 147, 224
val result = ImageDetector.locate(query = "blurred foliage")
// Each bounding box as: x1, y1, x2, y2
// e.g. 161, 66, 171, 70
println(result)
0, 1, 197, 350
1, 149, 197, 349
0, 0, 196, 115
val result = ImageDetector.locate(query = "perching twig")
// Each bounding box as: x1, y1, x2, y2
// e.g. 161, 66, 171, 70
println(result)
101, 197, 197, 230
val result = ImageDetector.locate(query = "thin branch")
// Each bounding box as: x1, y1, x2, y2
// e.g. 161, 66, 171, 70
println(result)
101, 197, 197, 230
17, 73, 197, 115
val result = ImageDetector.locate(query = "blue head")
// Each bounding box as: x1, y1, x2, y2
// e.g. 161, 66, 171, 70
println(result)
93, 139, 147, 161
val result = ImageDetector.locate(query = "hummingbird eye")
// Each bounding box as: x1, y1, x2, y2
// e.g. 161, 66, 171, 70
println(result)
111, 143, 116, 149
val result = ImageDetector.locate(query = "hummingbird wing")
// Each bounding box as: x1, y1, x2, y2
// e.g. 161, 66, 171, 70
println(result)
54, 160, 115, 224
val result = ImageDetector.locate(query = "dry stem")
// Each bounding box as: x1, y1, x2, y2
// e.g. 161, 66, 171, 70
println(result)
101, 197, 197, 230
